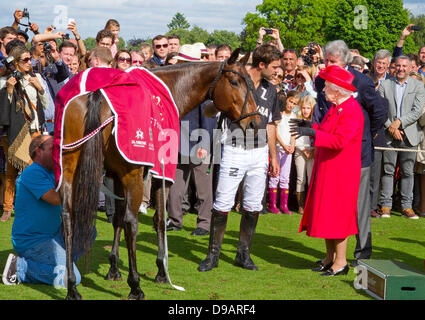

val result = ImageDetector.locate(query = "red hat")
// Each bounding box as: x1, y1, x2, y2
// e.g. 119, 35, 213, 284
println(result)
318, 65, 357, 92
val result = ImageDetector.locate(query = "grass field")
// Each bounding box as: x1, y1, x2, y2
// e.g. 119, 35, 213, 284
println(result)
1, 208, 424, 301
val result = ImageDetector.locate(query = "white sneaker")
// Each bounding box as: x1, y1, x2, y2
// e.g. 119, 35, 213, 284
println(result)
138, 204, 148, 215
2, 253, 18, 285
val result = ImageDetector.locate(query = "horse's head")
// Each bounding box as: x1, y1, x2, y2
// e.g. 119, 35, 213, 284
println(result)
209, 49, 261, 133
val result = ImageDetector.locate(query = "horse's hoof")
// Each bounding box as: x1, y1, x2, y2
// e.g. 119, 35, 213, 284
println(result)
106, 270, 123, 281
154, 273, 167, 284
128, 289, 145, 300
65, 290, 82, 300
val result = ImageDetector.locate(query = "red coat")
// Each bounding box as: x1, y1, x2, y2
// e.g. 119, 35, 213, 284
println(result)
299, 96, 364, 239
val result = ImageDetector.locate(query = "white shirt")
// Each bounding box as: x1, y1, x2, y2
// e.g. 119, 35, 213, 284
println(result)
277, 111, 296, 148
0, 73, 49, 130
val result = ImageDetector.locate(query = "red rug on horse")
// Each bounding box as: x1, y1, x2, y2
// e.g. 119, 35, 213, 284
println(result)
53, 67, 180, 189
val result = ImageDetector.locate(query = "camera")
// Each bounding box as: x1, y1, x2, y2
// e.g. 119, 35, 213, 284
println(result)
43, 42, 52, 53
63, 33, 70, 40
410, 25, 422, 31
4, 56, 24, 80
8, 70, 25, 81
22, 8, 30, 19
264, 28, 273, 35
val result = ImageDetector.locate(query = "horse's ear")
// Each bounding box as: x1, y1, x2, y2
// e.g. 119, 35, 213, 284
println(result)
239, 51, 251, 66
227, 48, 241, 65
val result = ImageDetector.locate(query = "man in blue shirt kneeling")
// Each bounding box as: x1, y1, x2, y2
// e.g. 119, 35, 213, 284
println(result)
2, 134, 95, 287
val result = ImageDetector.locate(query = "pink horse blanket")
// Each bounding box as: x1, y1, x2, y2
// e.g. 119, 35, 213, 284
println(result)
53, 67, 180, 190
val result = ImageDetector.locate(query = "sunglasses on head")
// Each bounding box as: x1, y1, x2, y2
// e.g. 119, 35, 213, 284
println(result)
155, 44, 168, 49
118, 57, 131, 63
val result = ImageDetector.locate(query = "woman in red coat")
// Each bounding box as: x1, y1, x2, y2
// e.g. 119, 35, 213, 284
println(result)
290, 65, 364, 276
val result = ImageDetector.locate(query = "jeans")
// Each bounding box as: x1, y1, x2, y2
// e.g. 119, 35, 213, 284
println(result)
380, 139, 416, 209
16, 226, 96, 288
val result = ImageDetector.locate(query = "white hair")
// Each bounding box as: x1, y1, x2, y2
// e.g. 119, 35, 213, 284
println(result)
324, 40, 353, 65
326, 81, 353, 98
374, 49, 392, 63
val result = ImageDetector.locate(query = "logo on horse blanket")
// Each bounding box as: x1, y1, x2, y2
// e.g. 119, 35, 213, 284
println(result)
53, 67, 180, 190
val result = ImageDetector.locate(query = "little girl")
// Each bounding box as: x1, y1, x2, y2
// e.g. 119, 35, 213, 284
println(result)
268, 90, 300, 215
294, 95, 316, 214
105, 19, 120, 57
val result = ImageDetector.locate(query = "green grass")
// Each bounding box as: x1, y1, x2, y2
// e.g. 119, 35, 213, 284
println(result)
0, 208, 424, 300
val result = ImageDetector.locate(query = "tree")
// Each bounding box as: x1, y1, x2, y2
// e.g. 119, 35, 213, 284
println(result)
241, 0, 334, 52
167, 12, 190, 31
324, 0, 415, 59
207, 30, 242, 50
409, 14, 425, 51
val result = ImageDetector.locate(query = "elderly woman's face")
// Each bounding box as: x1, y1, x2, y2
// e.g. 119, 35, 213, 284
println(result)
324, 81, 339, 103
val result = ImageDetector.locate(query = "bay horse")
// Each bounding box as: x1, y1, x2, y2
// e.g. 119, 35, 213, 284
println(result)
60, 49, 261, 300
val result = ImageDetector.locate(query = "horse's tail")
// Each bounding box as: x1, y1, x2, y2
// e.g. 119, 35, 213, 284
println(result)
72, 89, 105, 254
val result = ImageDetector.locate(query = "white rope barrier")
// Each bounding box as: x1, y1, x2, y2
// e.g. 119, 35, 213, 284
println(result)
374, 146, 425, 153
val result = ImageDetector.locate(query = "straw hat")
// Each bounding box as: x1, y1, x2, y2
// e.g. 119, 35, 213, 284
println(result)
175, 44, 201, 62
193, 42, 208, 57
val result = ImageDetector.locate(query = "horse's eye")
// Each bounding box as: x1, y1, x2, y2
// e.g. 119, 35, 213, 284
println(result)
229, 79, 239, 87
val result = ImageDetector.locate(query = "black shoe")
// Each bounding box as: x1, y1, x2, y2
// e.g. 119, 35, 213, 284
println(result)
191, 228, 209, 236
166, 219, 182, 231
166, 224, 182, 231
350, 259, 359, 267
2, 254, 18, 285
312, 261, 333, 272
320, 264, 349, 276
315, 258, 325, 265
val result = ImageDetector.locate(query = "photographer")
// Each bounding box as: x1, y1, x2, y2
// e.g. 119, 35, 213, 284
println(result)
0, 27, 18, 68
257, 27, 284, 52
0, 46, 49, 222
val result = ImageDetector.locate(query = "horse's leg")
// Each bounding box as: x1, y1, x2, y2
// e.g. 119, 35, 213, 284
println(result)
152, 178, 170, 284
106, 175, 124, 281
61, 180, 81, 300
121, 168, 145, 300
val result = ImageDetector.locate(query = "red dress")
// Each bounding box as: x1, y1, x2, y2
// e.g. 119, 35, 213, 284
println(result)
299, 96, 364, 239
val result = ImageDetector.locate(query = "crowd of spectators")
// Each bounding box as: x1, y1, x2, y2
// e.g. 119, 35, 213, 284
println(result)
1, 8, 425, 285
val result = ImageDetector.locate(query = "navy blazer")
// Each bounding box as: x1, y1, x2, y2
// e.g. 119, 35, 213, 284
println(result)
313, 66, 388, 167
179, 102, 217, 162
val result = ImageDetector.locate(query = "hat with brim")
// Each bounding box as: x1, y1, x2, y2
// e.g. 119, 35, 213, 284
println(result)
175, 44, 201, 62
193, 42, 208, 56
319, 65, 357, 92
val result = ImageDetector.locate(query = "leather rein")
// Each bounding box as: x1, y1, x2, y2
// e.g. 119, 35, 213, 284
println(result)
207, 61, 260, 123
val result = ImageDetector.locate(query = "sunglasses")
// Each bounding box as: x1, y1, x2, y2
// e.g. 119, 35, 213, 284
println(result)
155, 44, 168, 49
132, 60, 143, 65
20, 57, 32, 63
118, 57, 131, 64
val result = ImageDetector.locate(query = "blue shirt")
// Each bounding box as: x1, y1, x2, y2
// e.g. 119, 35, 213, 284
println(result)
12, 162, 62, 254
395, 78, 408, 119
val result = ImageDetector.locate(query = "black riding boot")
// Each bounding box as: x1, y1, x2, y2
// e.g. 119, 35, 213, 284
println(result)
197, 209, 228, 272
234, 210, 259, 270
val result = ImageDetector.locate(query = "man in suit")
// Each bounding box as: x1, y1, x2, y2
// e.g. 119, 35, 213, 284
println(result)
379, 55, 425, 220
369, 50, 394, 219
313, 40, 388, 267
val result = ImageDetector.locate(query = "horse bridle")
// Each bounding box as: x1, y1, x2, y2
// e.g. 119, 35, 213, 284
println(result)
207, 61, 260, 123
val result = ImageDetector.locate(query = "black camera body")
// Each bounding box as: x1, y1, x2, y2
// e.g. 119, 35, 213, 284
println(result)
4, 56, 24, 80
22, 8, 30, 18
43, 42, 52, 53
8, 70, 25, 81
264, 28, 273, 35
63, 33, 70, 40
